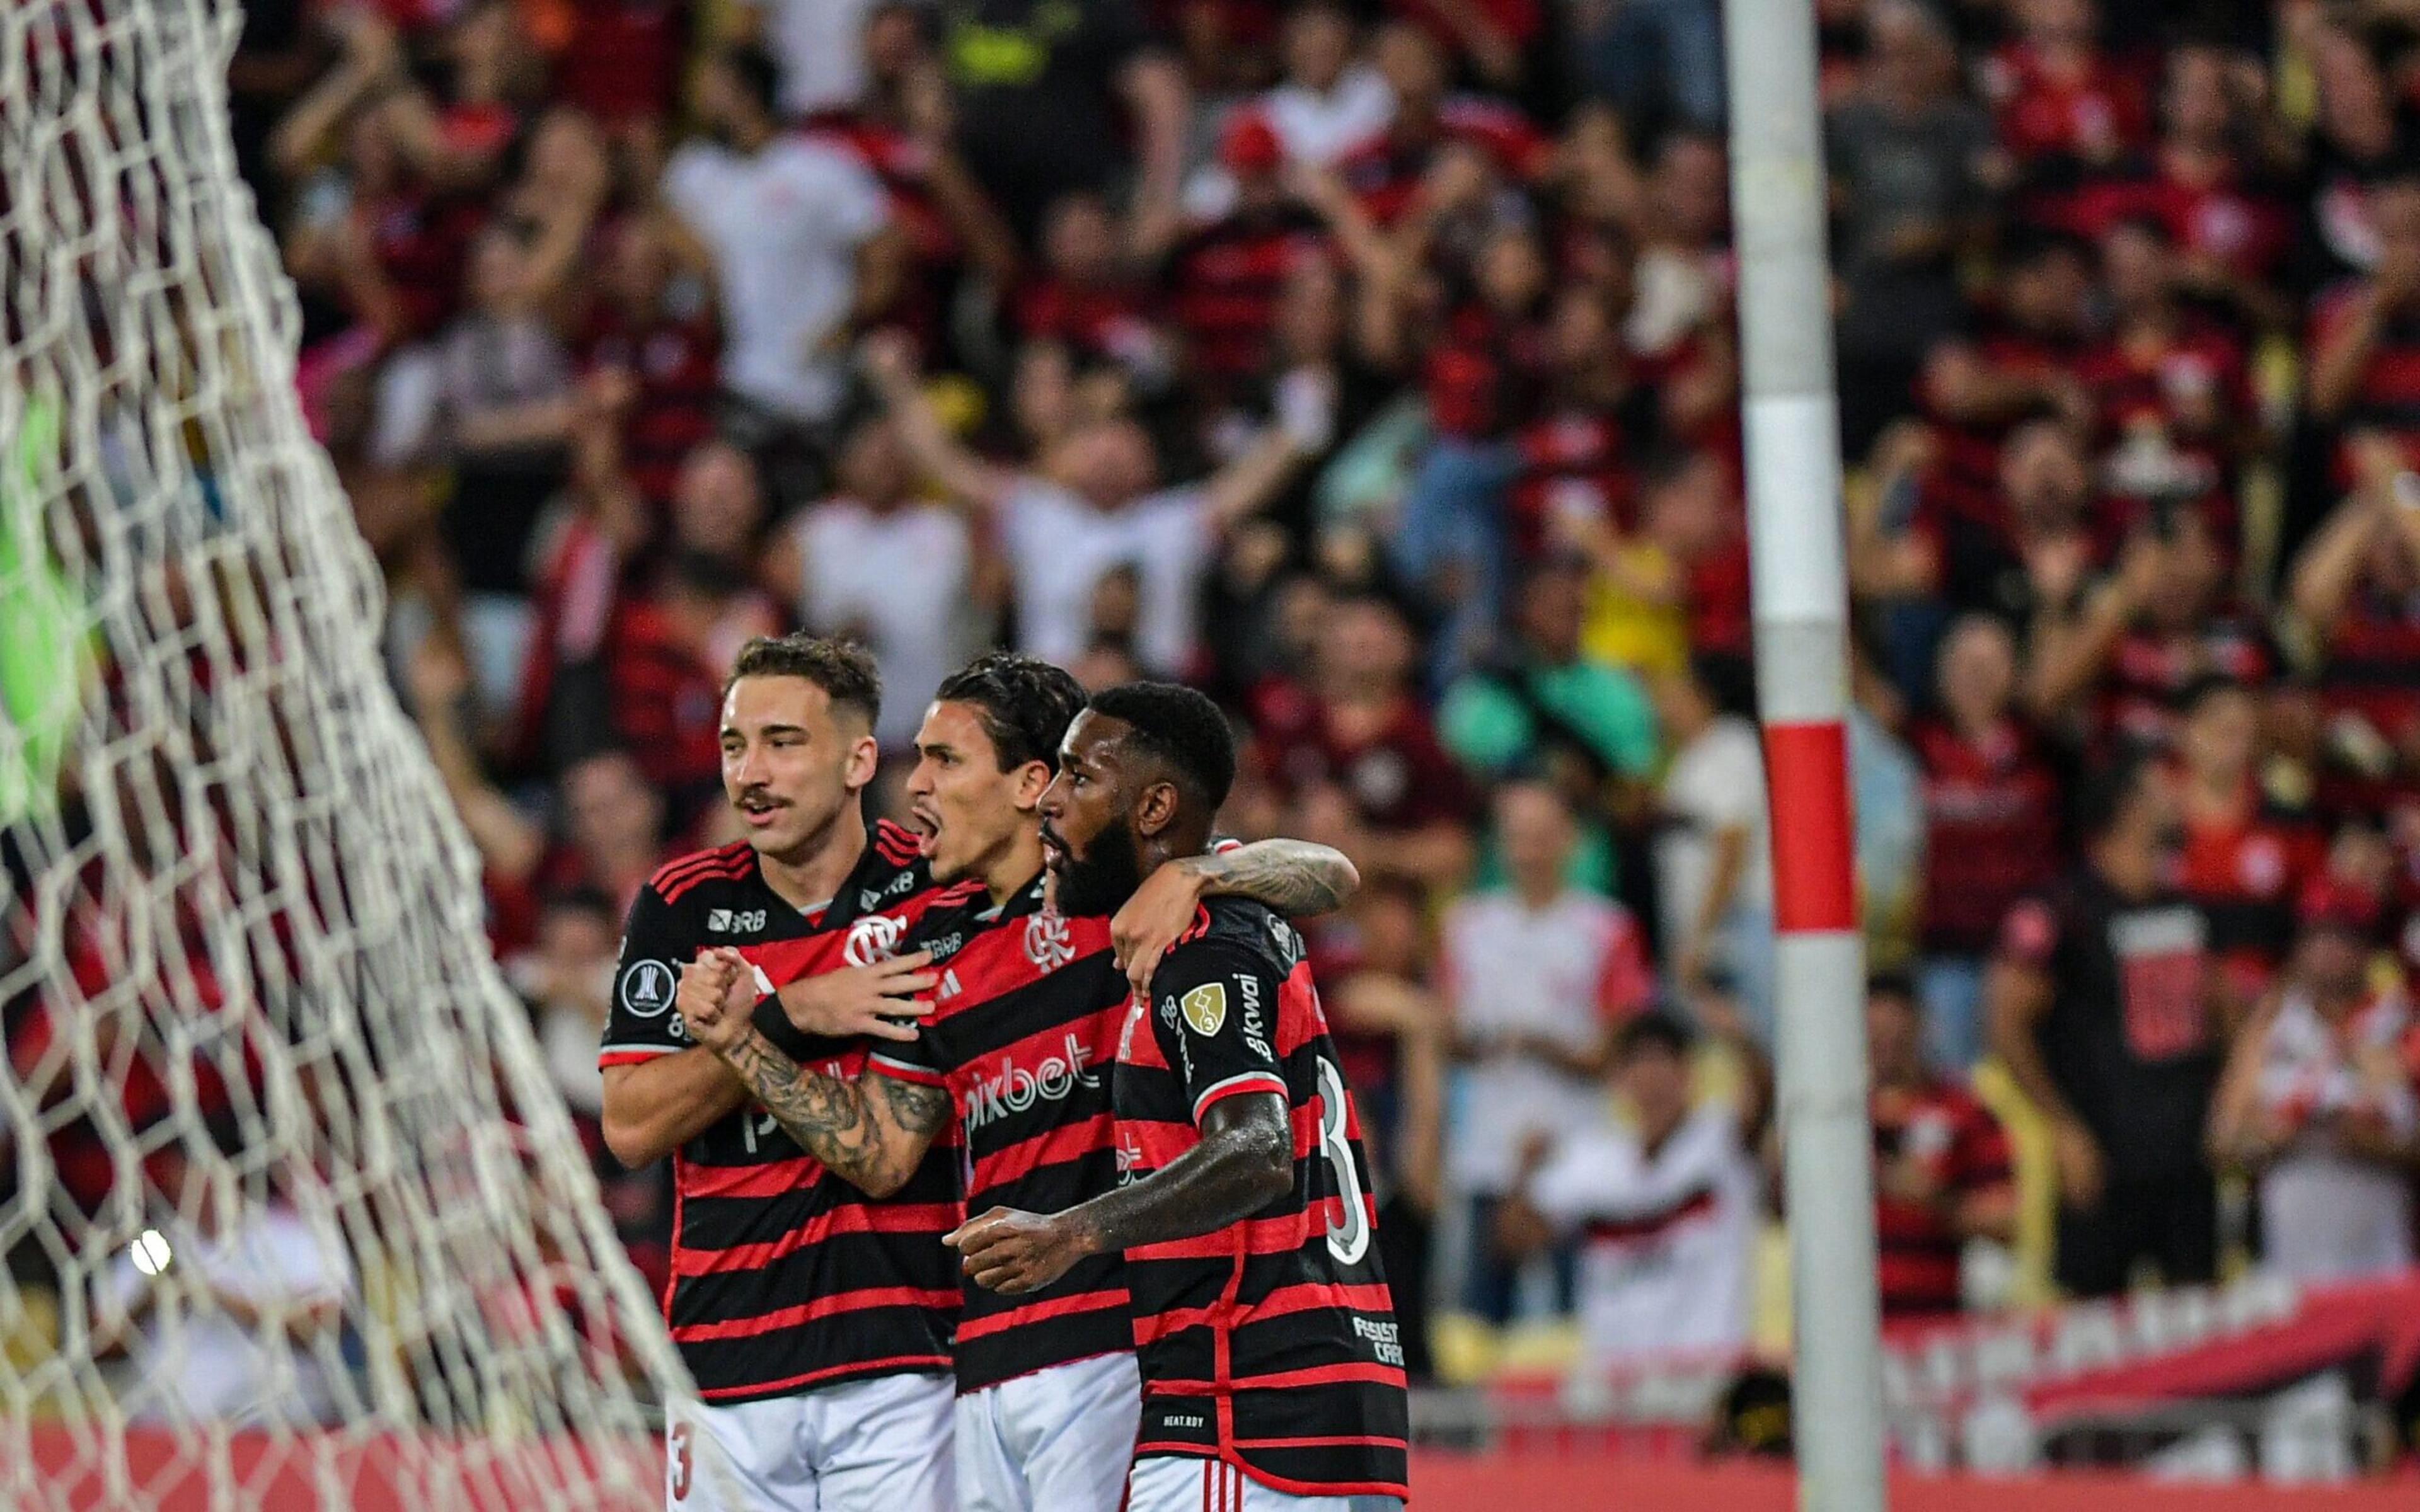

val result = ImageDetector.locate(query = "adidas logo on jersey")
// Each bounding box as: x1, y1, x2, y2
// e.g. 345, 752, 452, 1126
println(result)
938, 968, 962, 1001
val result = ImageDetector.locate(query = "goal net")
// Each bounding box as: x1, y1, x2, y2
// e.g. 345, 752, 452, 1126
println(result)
0, 4, 688, 1508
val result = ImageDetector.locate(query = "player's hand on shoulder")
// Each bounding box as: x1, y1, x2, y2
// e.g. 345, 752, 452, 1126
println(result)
943, 1206, 1089, 1295
774, 950, 938, 1043
1110, 858, 1212, 1000
678, 947, 752, 1053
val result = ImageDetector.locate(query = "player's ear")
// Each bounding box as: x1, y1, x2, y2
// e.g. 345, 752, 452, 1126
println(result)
1010, 760, 1052, 813
842, 732, 880, 794
1132, 778, 1180, 838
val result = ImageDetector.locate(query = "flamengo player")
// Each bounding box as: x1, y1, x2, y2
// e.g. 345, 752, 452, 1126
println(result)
601, 635, 966, 1511
952, 683, 1410, 1510
679, 653, 1360, 1512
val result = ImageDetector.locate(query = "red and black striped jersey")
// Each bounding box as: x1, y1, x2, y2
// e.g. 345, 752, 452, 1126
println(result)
1113, 896, 1410, 1499
868, 874, 1135, 1392
599, 822, 969, 1403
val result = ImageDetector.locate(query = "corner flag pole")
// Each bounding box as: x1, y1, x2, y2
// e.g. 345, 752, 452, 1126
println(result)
1721, 0, 1890, 1508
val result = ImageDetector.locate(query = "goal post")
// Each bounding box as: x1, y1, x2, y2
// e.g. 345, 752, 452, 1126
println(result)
0, 4, 689, 1508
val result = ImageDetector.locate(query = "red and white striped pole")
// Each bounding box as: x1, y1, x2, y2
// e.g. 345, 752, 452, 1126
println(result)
1723, 0, 1889, 1508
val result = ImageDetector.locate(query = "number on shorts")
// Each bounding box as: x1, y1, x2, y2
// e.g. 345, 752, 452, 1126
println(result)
669, 1420, 693, 1503
1315, 1056, 1371, 1266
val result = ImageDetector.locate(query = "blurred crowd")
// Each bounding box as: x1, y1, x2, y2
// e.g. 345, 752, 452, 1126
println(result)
13, 0, 2420, 1402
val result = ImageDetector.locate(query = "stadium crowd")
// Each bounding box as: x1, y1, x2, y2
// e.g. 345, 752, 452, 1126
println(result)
12, 0, 2420, 1415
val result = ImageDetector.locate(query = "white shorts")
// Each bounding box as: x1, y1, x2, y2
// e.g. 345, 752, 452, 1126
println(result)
954, 1351, 1140, 1512
1126, 1455, 1405, 1512
670, 1371, 954, 1512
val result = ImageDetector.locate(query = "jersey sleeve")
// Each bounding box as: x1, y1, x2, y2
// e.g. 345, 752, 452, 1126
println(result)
1148, 937, 1289, 1125
600, 883, 694, 1068
867, 1023, 947, 1089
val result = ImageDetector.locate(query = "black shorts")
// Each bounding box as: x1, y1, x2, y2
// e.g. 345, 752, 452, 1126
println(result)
2054, 1171, 2218, 1298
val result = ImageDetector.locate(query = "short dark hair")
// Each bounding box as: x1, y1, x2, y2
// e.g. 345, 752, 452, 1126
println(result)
725, 634, 882, 728
1687, 650, 1758, 721
2074, 750, 2153, 842
1866, 970, 1917, 1006
1087, 682, 1238, 812
717, 43, 783, 120
933, 653, 1088, 773
1616, 1009, 1697, 1062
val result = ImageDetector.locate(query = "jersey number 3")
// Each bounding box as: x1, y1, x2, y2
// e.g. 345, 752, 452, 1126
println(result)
1315, 1057, 1371, 1266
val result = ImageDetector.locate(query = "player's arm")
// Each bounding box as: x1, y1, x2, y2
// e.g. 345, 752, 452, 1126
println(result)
597, 885, 749, 1170
1109, 839, 1362, 997
678, 948, 948, 1198
948, 1092, 1291, 1295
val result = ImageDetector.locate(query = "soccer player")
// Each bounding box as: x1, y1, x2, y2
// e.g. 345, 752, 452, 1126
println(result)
948, 682, 1411, 1511
601, 633, 969, 1512
678, 653, 1361, 1512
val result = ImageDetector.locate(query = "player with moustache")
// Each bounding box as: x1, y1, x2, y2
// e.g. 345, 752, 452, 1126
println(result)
950, 683, 1411, 1511
605, 634, 973, 1512
679, 653, 1361, 1512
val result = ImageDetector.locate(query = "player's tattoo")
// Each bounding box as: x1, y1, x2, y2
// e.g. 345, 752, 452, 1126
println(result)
879, 1072, 953, 1137
1194, 840, 1357, 917
714, 1029, 938, 1196
1062, 1093, 1293, 1257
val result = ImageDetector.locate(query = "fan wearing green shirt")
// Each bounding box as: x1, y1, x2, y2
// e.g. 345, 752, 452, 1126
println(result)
1438, 558, 1659, 894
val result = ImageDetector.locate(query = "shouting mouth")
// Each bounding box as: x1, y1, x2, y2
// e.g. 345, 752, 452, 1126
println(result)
736, 791, 786, 829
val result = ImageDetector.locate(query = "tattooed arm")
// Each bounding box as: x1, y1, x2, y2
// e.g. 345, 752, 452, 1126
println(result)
677, 954, 951, 1198
1109, 839, 1361, 996
947, 1093, 1292, 1294
712, 1027, 952, 1198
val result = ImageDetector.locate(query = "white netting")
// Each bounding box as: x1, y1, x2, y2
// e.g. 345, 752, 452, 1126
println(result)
0, 3, 689, 1508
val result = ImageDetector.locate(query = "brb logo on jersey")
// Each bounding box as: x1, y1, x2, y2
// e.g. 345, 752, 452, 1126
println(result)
1023, 912, 1075, 971
844, 912, 908, 966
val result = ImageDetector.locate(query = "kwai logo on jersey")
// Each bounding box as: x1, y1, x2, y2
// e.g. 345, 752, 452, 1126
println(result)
961, 1031, 1100, 1133
1023, 911, 1075, 971
844, 912, 909, 966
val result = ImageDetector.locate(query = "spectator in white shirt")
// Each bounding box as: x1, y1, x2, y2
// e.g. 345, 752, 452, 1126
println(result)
1654, 651, 1778, 1043
1500, 1009, 1769, 1372
1185, 2, 1394, 220
764, 411, 986, 752
860, 331, 1325, 676
731, 0, 884, 121
100, 1137, 355, 1428
1442, 779, 1656, 1325
2209, 881, 2420, 1282
660, 45, 906, 439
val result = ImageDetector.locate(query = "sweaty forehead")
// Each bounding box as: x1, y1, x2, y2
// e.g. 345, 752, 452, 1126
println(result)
1061, 709, 1134, 770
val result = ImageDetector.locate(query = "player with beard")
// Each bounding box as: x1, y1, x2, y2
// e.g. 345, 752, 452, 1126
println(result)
606, 634, 971, 1512
950, 682, 1410, 1511
679, 654, 1359, 1512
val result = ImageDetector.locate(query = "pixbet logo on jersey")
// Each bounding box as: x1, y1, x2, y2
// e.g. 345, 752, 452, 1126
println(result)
844, 912, 909, 966
961, 1031, 1100, 1133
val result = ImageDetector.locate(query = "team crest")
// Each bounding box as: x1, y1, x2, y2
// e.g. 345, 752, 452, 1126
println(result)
1180, 982, 1228, 1036
844, 912, 908, 966
1023, 911, 1075, 971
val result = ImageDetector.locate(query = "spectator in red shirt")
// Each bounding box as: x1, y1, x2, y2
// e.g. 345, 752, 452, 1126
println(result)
548, 0, 688, 138
1983, 0, 2150, 192
1867, 975, 2016, 1321
1387, 215, 1554, 679
2171, 675, 2324, 1004
1912, 614, 2063, 1070
2308, 176, 2420, 471
2079, 217, 2258, 557
1013, 192, 1167, 378
1337, 23, 1550, 226
2287, 433, 2420, 818
1916, 230, 2099, 518
575, 214, 723, 514
1165, 115, 1332, 403
1506, 286, 1636, 564
1252, 593, 1478, 891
